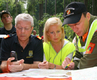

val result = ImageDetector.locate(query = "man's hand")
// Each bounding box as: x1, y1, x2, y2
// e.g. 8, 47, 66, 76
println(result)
8, 57, 24, 72
1, 57, 24, 73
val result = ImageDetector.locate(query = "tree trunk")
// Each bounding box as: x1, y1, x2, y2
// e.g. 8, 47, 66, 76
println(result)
45, 0, 47, 13
95, 0, 97, 15
93, 0, 97, 15
64, 0, 65, 8
55, 0, 56, 14
15, 0, 18, 15
39, 1, 43, 37
84, 0, 88, 10
6, 0, 8, 11
92, 0, 94, 14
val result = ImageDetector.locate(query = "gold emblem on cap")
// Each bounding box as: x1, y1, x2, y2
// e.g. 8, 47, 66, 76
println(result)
67, 10, 71, 15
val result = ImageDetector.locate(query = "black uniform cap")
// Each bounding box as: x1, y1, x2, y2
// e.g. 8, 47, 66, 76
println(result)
63, 2, 87, 25
0, 10, 11, 18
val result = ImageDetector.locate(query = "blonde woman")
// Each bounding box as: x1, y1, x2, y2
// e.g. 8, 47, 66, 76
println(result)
38, 17, 75, 69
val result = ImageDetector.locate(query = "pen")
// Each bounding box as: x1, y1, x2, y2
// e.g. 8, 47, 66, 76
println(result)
65, 61, 73, 69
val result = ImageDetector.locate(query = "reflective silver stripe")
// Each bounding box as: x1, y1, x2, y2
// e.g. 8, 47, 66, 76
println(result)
67, 53, 73, 60
73, 57, 80, 60
77, 63, 80, 68
83, 51, 86, 55
81, 46, 85, 50
43, 53, 46, 61
63, 40, 69, 46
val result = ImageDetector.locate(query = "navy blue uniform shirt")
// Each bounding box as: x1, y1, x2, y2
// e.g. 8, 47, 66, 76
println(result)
0, 34, 43, 64
0, 26, 16, 64
0, 26, 16, 43
0, 26, 16, 34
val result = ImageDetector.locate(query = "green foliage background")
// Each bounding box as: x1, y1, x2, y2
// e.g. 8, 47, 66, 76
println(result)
0, 0, 97, 41
38, 12, 74, 41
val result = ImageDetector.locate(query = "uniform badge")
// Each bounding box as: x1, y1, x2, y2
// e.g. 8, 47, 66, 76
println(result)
4, 35, 10, 39
29, 51, 33, 57
26, 50, 33, 58
85, 43, 95, 54
36, 36, 41, 40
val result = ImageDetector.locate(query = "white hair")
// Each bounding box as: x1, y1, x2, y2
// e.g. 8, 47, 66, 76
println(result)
15, 13, 34, 27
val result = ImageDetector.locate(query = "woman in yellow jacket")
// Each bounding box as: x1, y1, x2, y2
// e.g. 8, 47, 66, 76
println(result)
38, 17, 75, 69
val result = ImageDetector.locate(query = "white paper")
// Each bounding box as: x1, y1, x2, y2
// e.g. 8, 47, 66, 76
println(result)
1, 67, 97, 79
72, 67, 97, 80
0, 69, 71, 78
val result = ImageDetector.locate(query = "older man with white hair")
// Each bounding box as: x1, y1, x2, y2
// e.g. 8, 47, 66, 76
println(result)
0, 13, 43, 73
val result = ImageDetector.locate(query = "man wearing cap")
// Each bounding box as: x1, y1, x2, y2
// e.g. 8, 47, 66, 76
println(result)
62, 2, 97, 69
0, 10, 16, 34
0, 10, 16, 65
0, 10, 16, 50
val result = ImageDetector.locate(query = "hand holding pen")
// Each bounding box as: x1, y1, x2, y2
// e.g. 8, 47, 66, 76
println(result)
62, 57, 75, 70
65, 61, 73, 69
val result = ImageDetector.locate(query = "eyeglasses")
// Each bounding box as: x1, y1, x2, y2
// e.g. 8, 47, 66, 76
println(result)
16, 27, 32, 31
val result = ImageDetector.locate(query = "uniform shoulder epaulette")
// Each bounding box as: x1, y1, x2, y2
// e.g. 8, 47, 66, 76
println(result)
36, 35, 42, 40
4, 35, 10, 39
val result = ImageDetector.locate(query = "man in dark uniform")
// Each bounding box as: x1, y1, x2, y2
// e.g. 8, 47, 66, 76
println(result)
0, 10, 16, 64
0, 10, 16, 41
0, 13, 43, 73
0, 10, 16, 34
62, 2, 97, 69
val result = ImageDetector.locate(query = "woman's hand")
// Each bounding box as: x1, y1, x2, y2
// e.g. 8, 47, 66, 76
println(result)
38, 61, 50, 69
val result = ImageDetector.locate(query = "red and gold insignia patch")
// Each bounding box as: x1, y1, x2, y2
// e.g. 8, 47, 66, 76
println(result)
67, 10, 71, 15
4, 35, 10, 39
85, 43, 95, 54
36, 36, 41, 40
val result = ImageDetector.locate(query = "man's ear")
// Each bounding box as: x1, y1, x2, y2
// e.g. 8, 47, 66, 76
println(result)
86, 12, 90, 21
31, 27, 34, 30
31, 27, 34, 32
11, 16, 13, 21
